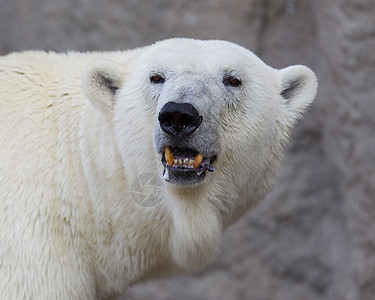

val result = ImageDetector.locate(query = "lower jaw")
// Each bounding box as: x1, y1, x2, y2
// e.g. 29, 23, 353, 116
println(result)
163, 166, 206, 186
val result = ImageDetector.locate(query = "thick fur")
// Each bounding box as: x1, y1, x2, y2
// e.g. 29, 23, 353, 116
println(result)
0, 38, 317, 299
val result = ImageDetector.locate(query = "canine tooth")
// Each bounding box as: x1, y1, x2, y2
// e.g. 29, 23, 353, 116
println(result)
193, 153, 204, 169
163, 168, 170, 180
188, 159, 194, 166
164, 146, 174, 167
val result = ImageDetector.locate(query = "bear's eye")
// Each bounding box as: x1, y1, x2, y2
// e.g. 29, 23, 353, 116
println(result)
223, 76, 242, 87
150, 74, 165, 84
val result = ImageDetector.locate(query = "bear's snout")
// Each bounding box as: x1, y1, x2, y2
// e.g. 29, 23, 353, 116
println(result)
158, 101, 202, 137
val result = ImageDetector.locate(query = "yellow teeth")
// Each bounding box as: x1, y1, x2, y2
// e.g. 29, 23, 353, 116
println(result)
165, 146, 174, 167
193, 153, 204, 169
165, 146, 204, 169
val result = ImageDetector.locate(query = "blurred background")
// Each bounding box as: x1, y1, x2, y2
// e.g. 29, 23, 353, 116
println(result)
1, 0, 374, 299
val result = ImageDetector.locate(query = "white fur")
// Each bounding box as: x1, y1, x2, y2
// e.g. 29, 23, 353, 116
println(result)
0, 38, 317, 299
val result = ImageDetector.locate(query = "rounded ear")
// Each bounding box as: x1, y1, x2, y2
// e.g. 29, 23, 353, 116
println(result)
279, 65, 318, 118
82, 59, 122, 114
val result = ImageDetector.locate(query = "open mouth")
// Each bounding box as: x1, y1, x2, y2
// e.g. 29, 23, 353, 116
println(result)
161, 146, 216, 184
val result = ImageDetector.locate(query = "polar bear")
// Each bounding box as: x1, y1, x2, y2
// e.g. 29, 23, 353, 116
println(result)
0, 38, 317, 299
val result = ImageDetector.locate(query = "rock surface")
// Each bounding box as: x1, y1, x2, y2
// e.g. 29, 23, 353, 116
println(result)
1, 0, 374, 299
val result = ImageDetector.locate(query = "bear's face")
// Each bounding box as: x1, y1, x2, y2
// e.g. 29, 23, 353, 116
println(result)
148, 41, 251, 185
82, 39, 317, 190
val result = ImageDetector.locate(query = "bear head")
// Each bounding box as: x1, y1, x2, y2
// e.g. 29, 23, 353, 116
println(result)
82, 38, 317, 218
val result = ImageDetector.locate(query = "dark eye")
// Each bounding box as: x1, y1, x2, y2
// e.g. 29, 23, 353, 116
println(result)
150, 74, 165, 84
224, 76, 242, 87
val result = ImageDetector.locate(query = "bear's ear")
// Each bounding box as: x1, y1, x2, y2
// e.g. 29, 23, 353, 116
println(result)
82, 59, 122, 114
279, 65, 318, 118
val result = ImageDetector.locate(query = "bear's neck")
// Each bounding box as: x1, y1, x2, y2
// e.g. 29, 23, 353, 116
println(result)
76, 106, 224, 296
166, 187, 223, 271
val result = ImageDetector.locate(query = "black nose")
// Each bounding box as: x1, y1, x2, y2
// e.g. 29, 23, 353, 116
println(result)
158, 102, 202, 136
